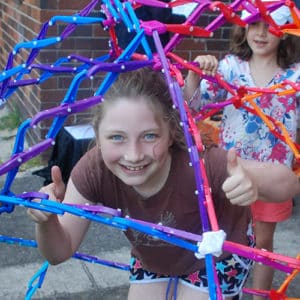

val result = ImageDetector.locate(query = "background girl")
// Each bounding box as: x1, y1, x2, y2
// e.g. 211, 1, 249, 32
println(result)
184, 4, 300, 299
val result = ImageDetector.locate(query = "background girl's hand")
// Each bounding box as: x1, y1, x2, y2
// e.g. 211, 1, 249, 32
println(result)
27, 166, 66, 223
193, 55, 218, 76
222, 148, 258, 206
184, 55, 219, 100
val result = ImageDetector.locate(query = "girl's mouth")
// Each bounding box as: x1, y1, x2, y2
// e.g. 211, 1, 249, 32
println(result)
120, 164, 149, 172
124, 165, 145, 171
254, 40, 267, 46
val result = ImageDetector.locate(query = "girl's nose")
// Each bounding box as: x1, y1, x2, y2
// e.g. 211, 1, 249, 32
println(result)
124, 143, 144, 162
257, 22, 268, 36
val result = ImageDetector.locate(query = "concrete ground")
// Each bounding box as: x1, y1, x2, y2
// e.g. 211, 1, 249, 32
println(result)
0, 173, 299, 299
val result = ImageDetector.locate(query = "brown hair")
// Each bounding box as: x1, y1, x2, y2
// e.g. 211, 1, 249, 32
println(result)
92, 67, 186, 150
229, 24, 300, 68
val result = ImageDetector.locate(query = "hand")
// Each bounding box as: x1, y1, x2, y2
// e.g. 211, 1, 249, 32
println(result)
222, 149, 258, 206
184, 55, 219, 100
193, 55, 218, 76
27, 166, 66, 223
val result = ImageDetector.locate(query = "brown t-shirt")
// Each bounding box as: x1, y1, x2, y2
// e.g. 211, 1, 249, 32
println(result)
71, 146, 250, 276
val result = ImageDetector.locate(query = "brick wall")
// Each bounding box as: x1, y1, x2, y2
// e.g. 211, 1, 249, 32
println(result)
0, 0, 231, 148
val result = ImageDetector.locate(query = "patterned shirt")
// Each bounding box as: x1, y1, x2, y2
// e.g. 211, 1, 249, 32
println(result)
189, 54, 300, 166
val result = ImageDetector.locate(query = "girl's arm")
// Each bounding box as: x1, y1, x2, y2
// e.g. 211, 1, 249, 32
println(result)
222, 149, 300, 206
28, 167, 93, 265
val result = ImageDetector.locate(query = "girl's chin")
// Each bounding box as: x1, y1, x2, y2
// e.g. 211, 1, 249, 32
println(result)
122, 180, 146, 189
114, 168, 145, 183
120, 175, 147, 186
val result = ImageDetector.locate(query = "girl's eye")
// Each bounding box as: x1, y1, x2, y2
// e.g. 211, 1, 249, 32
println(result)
109, 135, 124, 141
144, 133, 158, 141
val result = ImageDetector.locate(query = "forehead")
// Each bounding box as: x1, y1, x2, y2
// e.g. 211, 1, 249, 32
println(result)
103, 96, 164, 116
100, 97, 166, 127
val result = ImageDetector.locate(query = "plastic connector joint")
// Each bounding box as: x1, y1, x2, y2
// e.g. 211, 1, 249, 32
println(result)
195, 230, 226, 259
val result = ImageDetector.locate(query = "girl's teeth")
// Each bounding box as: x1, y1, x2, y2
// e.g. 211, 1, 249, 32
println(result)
126, 166, 144, 171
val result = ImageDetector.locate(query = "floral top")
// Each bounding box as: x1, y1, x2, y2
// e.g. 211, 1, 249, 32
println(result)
189, 54, 300, 166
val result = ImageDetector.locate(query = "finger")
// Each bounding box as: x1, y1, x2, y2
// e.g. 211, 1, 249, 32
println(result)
39, 184, 53, 195
202, 57, 218, 76
224, 181, 253, 200
193, 57, 204, 71
27, 207, 50, 223
201, 56, 212, 70
223, 175, 257, 205
228, 191, 256, 206
222, 175, 240, 194
211, 56, 218, 75
227, 148, 241, 176
51, 166, 65, 201
194, 56, 210, 67
51, 166, 63, 186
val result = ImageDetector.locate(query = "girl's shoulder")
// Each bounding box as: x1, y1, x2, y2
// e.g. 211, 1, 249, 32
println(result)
287, 61, 300, 70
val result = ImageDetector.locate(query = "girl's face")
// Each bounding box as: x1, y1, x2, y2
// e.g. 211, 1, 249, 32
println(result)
246, 21, 281, 57
98, 97, 173, 197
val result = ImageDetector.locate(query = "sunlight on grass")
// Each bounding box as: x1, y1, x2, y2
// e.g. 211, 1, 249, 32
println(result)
19, 156, 44, 172
0, 105, 21, 131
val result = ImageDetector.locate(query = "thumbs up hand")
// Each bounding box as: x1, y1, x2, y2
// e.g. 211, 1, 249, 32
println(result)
222, 148, 258, 206
49, 166, 66, 202
27, 166, 66, 224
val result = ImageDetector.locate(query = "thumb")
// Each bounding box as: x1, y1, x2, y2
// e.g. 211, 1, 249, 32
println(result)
51, 166, 66, 201
227, 148, 241, 176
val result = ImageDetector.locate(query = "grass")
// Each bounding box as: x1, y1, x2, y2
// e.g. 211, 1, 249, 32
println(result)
0, 105, 44, 171
0, 152, 44, 171
19, 156, 44, 171
0, 105, 21, 131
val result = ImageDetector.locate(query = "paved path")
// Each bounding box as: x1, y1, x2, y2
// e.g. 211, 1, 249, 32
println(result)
0, 176, 131, 299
